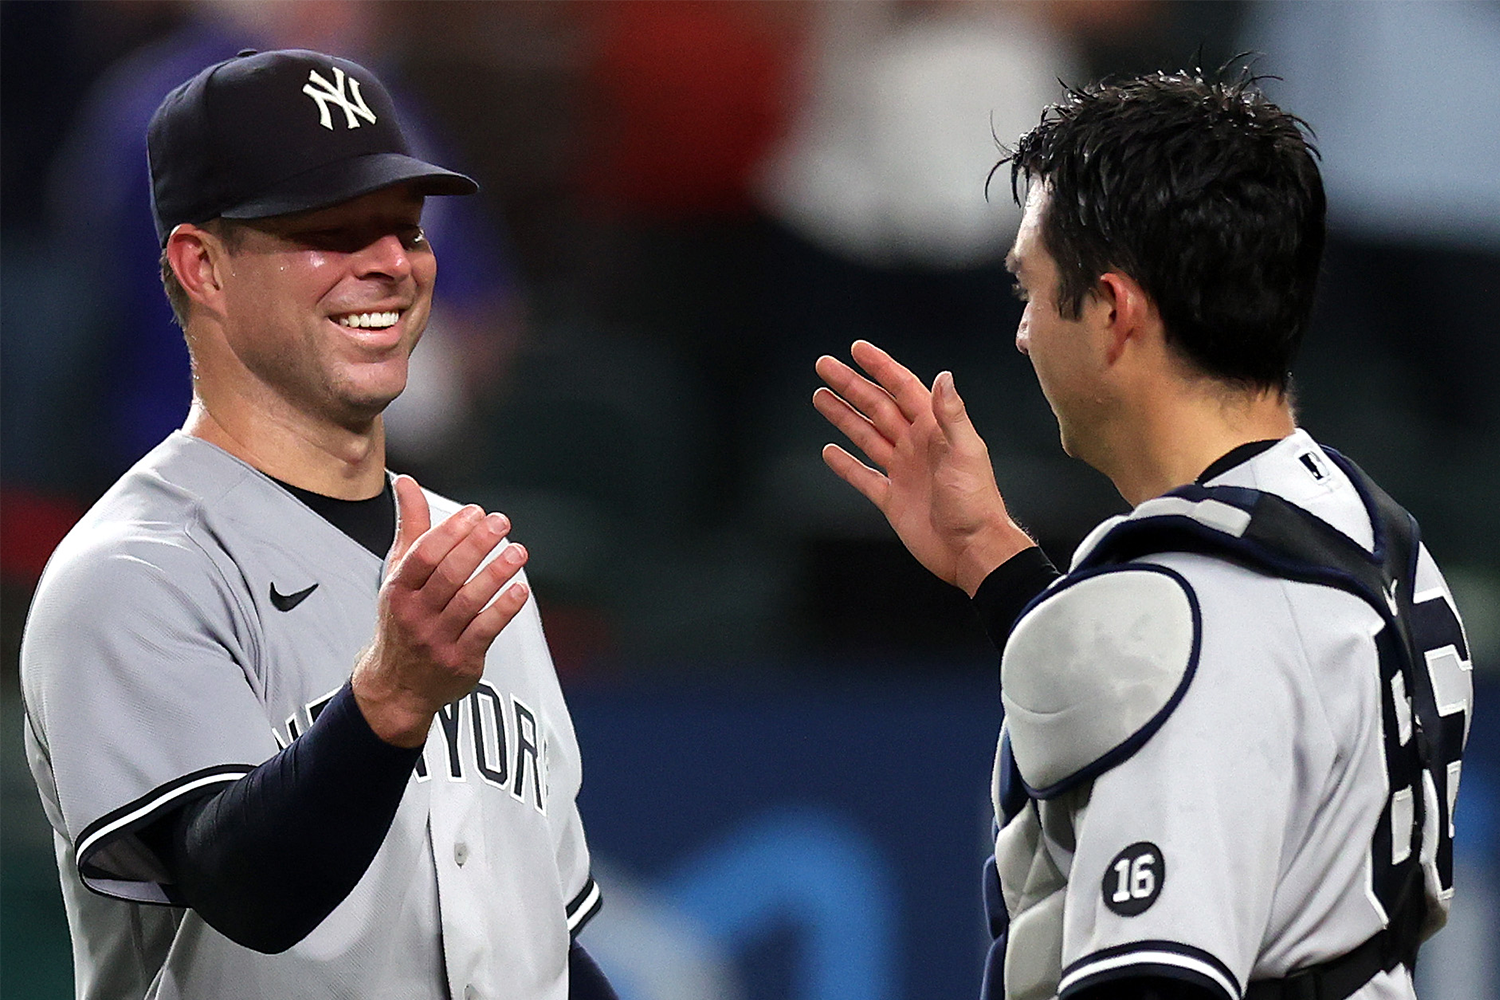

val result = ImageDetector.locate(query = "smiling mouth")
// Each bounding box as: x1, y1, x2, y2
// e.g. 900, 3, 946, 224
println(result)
335, 311, 401, 330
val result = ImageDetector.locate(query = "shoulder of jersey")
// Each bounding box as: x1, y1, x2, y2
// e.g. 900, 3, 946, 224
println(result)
1002, 565, 1199, 798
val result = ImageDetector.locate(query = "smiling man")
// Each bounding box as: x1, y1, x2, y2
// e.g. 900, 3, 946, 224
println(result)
22, 50, 612, 1000
815, 69, 1472, 1000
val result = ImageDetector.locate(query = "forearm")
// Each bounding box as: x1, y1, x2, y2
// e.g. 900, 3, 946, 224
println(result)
139, 682, 422, 952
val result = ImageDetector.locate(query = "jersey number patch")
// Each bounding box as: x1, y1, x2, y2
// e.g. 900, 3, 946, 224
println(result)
1103, 842, 1165, 916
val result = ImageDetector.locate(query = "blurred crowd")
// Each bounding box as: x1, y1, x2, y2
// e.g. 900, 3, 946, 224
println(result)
4, 0, 1497, 677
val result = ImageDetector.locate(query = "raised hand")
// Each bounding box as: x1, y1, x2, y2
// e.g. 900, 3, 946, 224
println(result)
351, 475, 530, 747
813, 341, 1034, 596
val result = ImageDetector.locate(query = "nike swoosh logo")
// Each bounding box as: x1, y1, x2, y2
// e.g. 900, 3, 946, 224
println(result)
269, 582, 319, 612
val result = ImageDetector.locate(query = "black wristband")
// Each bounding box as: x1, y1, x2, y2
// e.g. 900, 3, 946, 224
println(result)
971, 546, 1060, 651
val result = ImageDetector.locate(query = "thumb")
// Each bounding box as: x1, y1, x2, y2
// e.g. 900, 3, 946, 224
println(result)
390, 474, 431, 564
933, 372, 972, 432
932, 371, 991, 457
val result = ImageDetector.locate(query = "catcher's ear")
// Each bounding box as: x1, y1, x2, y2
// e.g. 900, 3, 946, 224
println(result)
1093, 270, 1160, 367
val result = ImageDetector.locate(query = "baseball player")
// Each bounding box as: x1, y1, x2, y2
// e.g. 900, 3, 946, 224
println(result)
814, 70, 1472, 1000
21, 50, 614, 1000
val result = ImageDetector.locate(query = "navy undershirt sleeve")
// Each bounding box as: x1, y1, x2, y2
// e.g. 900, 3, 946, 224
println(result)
970, 545, 1060, 651
569, 942, 621, 1000
1072, 977, 1217, 1000
137, 681, 422, 953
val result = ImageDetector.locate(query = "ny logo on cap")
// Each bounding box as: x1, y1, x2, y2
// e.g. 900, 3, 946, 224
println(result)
302, 66, 376, 130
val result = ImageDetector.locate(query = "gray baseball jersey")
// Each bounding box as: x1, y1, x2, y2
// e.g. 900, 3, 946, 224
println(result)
991, 430, 1472, 1000
22, 432, 600, 1000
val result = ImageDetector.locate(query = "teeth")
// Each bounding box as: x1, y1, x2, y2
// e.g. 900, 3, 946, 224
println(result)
337, 311, 400, 329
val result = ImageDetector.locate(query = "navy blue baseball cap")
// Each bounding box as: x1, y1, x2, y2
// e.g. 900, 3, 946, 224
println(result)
147, 48, 477, 245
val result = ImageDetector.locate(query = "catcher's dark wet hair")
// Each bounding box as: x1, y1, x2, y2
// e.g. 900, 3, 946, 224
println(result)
997, 63, 1325, 392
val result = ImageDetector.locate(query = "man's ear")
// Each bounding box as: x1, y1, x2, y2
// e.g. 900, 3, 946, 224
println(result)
165, 224, 230, 315
1094, 271, 1157, 366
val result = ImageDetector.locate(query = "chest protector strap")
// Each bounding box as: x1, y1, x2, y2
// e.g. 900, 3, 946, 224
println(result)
1075, 449, 1450, 996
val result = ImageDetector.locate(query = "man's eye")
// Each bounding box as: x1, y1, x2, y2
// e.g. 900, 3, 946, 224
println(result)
286, 225, 425, 253
299, 230, 362, 252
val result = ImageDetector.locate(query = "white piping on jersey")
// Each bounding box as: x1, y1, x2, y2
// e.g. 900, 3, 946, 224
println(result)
77, 769, 249, 863
1058, 947, 1237, 1000
565, 878, 602, 932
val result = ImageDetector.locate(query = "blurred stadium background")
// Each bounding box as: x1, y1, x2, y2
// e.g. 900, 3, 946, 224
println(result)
3, 2, 1495, 998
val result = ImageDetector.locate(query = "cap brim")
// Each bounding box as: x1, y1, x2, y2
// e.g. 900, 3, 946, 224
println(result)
219, 152, 478, 220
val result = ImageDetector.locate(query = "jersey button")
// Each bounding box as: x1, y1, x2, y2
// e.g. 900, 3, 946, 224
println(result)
463, 985, 479, 1000
454, 842, 469, 866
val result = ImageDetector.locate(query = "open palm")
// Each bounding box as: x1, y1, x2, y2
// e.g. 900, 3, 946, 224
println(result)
813, 341, 1033, 596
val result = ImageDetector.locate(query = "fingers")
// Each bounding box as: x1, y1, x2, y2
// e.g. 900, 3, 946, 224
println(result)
387, 504, 479, 594
380, 509, 527, 671
358, 496, 531, 746
459, 577, 531, 651
429, 512, 513, 603
812, 386, 894, 468
849, 340, 932, 423
449, 538, 527, 627
820, 443, 891, 510
815, 354, 912, 445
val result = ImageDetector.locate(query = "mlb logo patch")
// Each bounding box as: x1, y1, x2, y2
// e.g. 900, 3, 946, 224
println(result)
1298, 451, 1329, 481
